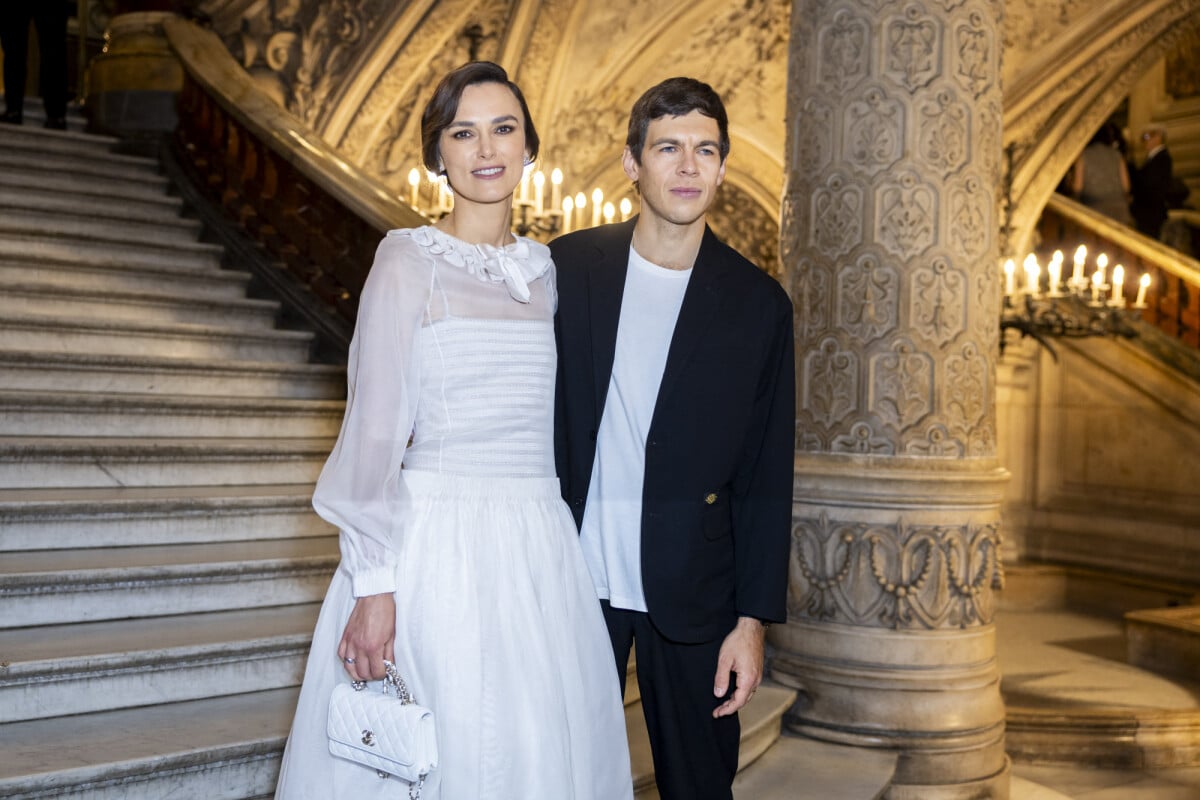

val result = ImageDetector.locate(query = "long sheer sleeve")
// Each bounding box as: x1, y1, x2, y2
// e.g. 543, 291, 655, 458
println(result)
312, 232, 433, 598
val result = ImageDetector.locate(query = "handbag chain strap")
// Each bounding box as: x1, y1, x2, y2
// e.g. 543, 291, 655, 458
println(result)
350, 660, 426, 799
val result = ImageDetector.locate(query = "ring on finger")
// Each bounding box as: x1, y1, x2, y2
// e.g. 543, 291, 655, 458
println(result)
343, 656, 356, 665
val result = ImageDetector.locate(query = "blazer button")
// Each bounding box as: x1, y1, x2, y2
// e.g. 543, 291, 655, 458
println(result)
572, 497, 584, 507
589, 429, 597, 441
704, 493, 718, 505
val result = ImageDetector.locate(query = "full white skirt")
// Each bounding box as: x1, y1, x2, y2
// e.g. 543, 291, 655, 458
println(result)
275, 471, 633, 800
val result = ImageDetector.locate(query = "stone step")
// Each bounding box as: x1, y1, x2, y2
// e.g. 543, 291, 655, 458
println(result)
628, 684, 795, 798
0, 206, 203, 248
0, 254, 252, 300
0, 484, 333, 551
0, 148, 168, 190
0, 389, 344, 438
0, 229, 224, 272
731, 733, 897, 800
0, 537, 338, 628
0, 131, 159, 170
0, 436, 331, 488
0, 181, 187, 224
0, 675, 796, 799
0, 281, 280, 330
0, 604, 321, 723
0, 688, 295, 800
0, 168, 178, 207
0, 117, 118, 154
0, 349, 345, 400
0, 313, 314, 363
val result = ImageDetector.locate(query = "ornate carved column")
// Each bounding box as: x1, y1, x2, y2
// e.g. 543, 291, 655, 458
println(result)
775, 0, 1009, 797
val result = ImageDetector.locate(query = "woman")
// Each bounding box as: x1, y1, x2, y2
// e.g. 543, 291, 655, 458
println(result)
275, 62, 633, 800
1071, 124, 1134, 226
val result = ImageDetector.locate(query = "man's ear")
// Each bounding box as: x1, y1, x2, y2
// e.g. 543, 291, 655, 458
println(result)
716, 158, 726, 187
622, 147, 640, 182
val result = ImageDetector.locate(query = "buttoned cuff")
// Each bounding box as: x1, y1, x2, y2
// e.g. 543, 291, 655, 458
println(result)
351, 566, 397, 598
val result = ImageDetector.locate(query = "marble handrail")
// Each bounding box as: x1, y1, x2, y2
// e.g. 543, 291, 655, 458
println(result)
162, 16, 425, 329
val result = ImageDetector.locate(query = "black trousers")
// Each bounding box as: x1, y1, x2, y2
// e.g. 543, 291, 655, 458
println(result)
0, 0, 68, 118
602, 601, 740, 800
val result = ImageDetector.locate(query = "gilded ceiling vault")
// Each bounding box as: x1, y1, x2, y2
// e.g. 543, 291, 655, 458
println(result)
197, 0, 1200, 263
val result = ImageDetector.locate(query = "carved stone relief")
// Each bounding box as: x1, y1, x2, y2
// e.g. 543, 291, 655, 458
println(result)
883, 5, 942, 92
708, 184, 784, 281
785, 0, 1002, 459
837, 252, 899, 344
804, 337, 860, 429
212, 0, 391, 127
790, 511, 1004, 629
869, 338, 934, 430
1166, 27, 1200, 98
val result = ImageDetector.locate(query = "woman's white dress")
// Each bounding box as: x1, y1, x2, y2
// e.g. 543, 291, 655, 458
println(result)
275, 226, 633, 800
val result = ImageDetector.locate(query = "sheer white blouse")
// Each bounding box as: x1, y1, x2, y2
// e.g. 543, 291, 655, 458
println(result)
311, 226, 557, 597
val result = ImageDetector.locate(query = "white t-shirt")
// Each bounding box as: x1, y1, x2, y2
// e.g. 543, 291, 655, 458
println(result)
578, 245, 692, 611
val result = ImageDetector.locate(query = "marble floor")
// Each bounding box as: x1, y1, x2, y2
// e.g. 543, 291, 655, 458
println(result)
1001, 607, 1200, 799
739, 605, 1200, 798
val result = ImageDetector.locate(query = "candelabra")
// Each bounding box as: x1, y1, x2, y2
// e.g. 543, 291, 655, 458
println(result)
405, 163, 635, 242
1000, 245, 1151, 359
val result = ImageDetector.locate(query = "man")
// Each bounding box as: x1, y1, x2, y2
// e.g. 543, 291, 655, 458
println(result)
0, 0, 68, 129
552, 77, 794, 800
1131, 125, 1175, 240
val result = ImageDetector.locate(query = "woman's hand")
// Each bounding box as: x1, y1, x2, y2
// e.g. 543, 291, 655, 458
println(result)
337, 593, 396, 681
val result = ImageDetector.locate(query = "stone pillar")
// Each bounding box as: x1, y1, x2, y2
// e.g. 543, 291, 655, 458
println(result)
775, 0, 1009, 797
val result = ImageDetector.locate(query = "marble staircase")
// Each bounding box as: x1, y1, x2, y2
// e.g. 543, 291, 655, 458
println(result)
0, 117, 344, 799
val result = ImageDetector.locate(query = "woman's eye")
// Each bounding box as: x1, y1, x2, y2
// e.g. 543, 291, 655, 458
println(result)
496, 124, 515, 135
452, 130, 472, 140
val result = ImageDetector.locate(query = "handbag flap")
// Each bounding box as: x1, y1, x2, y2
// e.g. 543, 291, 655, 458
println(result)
327, 683, 438, 773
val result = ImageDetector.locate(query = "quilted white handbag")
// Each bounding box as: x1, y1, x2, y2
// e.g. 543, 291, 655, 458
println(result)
327, 660, 438, 799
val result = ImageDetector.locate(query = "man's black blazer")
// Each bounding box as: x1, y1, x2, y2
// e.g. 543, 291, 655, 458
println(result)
551, 219, 795, 644
1132, 148, 1173, 238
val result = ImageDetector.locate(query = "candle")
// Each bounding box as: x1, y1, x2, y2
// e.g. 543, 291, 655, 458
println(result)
1091, 270, 1102, 303
603, 201, 615, 224
520, 165, 532, 203
591, 188, 604, 228
562, 196, 574, 235
619, 197, 633, 221
1048, 254, 1062, 294
1072, 245, 1087, 282
407, 168, 420, 209
1135, 273, 1151, 307
1023, 253, 1040, 295
1110, 264, 1125, 306
550, 168, 562, 212
1096, 253, 1108, 287
1003, 259, 1016, 298
533, 170, 545, 214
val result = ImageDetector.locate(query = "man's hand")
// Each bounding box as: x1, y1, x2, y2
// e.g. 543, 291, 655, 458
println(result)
338, 593, 396, 681
712, 616, 766, 718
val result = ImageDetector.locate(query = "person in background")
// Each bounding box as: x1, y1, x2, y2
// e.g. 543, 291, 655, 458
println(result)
1070, 124, 1134, 227
1131, 124, 1176, 240
0, 0, 68, 129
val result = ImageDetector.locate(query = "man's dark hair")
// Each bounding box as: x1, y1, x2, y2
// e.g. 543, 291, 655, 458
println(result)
625, 77, 730, 164
420, 61, 540, 174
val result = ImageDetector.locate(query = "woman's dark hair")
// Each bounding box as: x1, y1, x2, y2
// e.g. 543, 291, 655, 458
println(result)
420, 61, 539, 174
625, 77, 730, 164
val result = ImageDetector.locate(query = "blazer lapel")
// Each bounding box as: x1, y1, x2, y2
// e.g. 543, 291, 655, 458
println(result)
587, 220, 636, 419
654, 226, 733, 408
